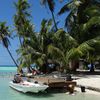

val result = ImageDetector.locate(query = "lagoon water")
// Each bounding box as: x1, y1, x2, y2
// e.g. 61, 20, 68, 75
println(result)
0, 66, 100, 100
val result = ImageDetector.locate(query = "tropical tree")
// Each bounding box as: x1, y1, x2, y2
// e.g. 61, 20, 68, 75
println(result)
47, 29, 78, 72
58, 0, 100, 71
17, 19, 55, 73
14, 0, 35, 72
40, 0, 58, 31
58, 0, 100, 39
16, 21, 36, 72
0, 22, 19, 68
14, 0, 31, 46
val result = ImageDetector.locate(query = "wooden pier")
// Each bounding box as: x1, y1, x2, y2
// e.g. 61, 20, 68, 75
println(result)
33, 77, 77, 93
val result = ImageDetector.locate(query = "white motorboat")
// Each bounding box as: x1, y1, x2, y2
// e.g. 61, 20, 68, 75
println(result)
9, 81, 48, 93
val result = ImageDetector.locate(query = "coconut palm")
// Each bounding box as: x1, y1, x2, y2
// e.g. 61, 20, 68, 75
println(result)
48, 29, 100, 72
17, 20, 37, 72
0, 22, 19, 68
14, 0, 31, 46
58, 0, 100, 40
40, 0, 58, 31
47, 29, 78, 71
14, 0, 35, 72
17, 19, 54, 73
58, 0, 100, 71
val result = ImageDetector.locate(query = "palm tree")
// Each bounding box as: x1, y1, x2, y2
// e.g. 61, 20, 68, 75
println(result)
67, 36, 100, 71
40, 0, 58, 31
48, 29, 100, 72
16, 21, 36, 72
58, 0, 100, 71
58, 0, 81, 30
17, 19, 54, 73
47, 29, 78, 72
58, 0, 100, 40
0, 22, 19, 68
14, 0, 31, 46
14, 0, 34, 72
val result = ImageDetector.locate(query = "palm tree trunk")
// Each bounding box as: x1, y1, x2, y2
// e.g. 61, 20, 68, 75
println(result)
0, 34, 19, 68
51, 11, 58, 31
19, 36, 23, 47
6, 47, 19, 68
46, 0, 58, 31
69, 60, 79, 72
6, 47, 23, 73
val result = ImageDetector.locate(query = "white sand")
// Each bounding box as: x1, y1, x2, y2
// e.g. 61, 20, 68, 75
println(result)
74, 75, 100, 95
75, 87, 100, 95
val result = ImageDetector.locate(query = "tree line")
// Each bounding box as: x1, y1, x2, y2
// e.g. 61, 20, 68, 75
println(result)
0, 0, 100, 73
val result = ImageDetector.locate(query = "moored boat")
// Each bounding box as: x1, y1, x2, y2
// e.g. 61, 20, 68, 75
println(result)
9, 81, 48, 93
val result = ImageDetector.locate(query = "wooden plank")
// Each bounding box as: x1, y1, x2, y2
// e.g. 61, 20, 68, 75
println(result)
48, 81, 76, 87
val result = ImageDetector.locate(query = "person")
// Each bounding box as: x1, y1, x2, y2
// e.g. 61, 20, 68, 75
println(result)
32, 68, 40, 75
88, 63, 95, 72
68, 84, 74, 94
13, 74, 23, 83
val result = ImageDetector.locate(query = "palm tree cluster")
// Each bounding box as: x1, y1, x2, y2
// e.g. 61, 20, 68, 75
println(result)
0, 0, 100, 73
58, 0, 100, 71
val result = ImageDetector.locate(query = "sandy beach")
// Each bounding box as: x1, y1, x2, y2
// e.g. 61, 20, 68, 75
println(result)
73, 74, 100, 95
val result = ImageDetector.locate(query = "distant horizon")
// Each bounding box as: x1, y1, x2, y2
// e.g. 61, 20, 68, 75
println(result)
0, 65, 16, 67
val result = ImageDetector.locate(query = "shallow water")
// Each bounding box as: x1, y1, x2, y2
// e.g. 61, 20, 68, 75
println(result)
0, 67, 100, 100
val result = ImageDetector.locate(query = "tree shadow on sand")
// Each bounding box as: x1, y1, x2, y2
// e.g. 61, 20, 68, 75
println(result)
72, 70, 100, 78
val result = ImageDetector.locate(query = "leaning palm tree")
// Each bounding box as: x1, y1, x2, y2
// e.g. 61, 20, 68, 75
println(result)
40, 0, 58, 31
0, 22, 19, 68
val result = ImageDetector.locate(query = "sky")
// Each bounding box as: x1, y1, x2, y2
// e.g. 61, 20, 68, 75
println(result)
0, 0, 67, 65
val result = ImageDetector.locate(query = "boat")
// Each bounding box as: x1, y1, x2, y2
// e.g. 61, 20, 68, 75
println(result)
9, 81, 49, 93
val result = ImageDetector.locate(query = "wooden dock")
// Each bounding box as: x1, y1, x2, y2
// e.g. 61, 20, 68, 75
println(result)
33, 77, 77, 93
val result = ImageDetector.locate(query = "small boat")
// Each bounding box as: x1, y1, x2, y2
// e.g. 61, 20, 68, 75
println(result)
9, 81, 48, 93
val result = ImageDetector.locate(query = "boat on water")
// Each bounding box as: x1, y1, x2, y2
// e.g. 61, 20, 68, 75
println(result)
9, 81, 49, 93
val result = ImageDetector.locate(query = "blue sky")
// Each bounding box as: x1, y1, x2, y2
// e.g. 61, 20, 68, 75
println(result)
0, 0, 67, 65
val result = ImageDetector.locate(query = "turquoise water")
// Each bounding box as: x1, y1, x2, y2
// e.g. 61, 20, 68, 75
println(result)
0, 67, 17, 72
0, 67, 100, 100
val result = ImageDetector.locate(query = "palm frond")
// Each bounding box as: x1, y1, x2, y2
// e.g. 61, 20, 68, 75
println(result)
66, 37, 100, 60
55, 29, 78, 46
58, 1, 73, 15
48, 44, 64, 60
84, 5, 100, 17
40, 0, 55, 12
80, 16, 100, 32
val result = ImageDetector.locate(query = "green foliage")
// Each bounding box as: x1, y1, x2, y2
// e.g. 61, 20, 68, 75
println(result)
0, 22, 10, 48
81, 16, 100, 33
40, 0, 55, 12
0, 22, 19, 68
1, 0, 99, 72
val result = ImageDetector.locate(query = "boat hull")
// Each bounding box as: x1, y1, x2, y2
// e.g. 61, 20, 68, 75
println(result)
9, 81, 48, 93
